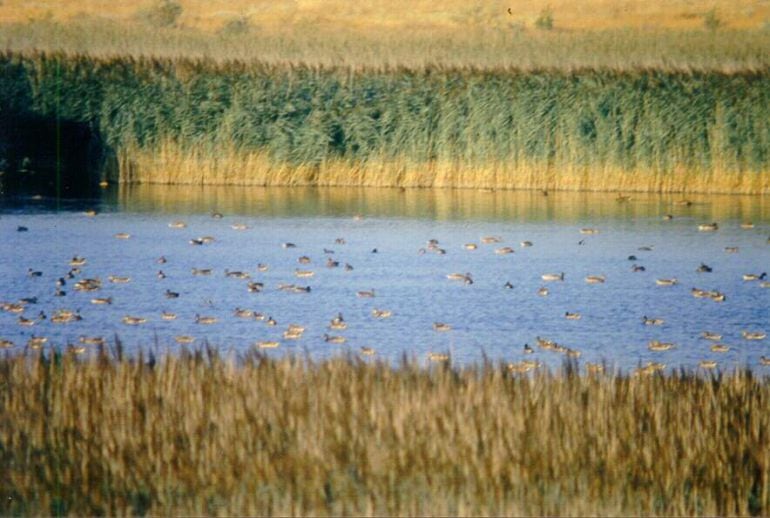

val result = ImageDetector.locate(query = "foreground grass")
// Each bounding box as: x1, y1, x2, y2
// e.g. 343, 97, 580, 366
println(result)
1, 349, 768, 515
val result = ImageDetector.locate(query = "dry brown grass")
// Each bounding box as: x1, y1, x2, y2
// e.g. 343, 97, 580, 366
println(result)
1, 349, 769, 516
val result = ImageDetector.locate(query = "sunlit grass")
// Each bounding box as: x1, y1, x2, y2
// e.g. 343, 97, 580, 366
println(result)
1, 348, 768, 515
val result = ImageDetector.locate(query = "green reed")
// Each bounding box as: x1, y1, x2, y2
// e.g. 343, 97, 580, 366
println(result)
1, 349, 768, 516
2, 52, 770, 191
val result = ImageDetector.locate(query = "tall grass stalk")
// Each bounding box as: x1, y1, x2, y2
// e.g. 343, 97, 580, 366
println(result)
1, 350, 768, 515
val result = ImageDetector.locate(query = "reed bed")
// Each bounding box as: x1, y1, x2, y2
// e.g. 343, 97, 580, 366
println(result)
1, 349, 768, 516
2, 52, 770, 193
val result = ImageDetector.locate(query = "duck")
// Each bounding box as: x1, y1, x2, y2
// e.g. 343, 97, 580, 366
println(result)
541, 272, 564, 282
565, 312, 581, 320
234, 308, 254, 318
633, 362, 666, 376
0, 339, 14, 349
709, 292, 726, 302
580, 228, 599, 235
165, 289, 180, 299
79, 336, 105, 346
157, 270, 166, 279
282, 242, 297, 249
329, 320, 348, 330
428, 352, 450, 362
585, 275, 606, 284
291, 285, 311, 293
674, 199, 693, 206
257, 263, 269, 272
464, 243, 478, 250
231, 223, 248, 230
433, 322, 452, 332
69, 256, 87, 267
699, 360, 718, 369
211, 211, 223, 219
631, 264, 646, 272
585, 363, 604, 374
648, 340, 675, 352
520, 241, 533, 248
696, 263, 713, 273
27, 268, 42, 277
191, 268, 212, 276
504, 281, 514, 289
446, 273, 473, 284
225, 270, 251, 279
760, 356, 770, 366
194, 314, 217, 325
168, 221, 187, 229
91, 297, 113, 305
122, 316, 147, 325
283, 329, 304, 340
724, 247, 739, 254
480, 236, 501, 244
266, 316, 277, 326
335, 237, 347, 245
537, 287, 549, 297
701, 331, 722, 341
174, 335, 195, 344
360, 347, 376, 356
297, 256, 311, 264
663, 214, 673, 221
324, 334, 346, 344
114, 232, 131, 239
357, 289, 376, 298
507, 360, 539, 373
698, 222, 718, 232
17, 316, 35, 327
326, 258, 340, 268
642, 316, 664, 326
740, 222, 754, 229
655, 278, 678, 286
495, 247, 515, 255
345, 263, 355, 271
638, 246, 654, 252
372, 309, 392, 319
161, 312, 177, 320
691, 288, 709, 298
295, 269, 315, 278
108, 275, 131, 284
616, 193, 631, 202
257, 341, 280, 349
27, 336, 47, 349
743, 272, 767, 281
710, 344, 730, 353
742, 331, 767, 341
523, 343, 534, 354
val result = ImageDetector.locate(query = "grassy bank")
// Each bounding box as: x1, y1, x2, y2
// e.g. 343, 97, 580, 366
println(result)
1, 350, 768, 515
2, 52, 770, 193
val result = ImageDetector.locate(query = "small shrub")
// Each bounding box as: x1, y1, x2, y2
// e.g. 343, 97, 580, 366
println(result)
219, 16, 250, 37
142, 0, 182, 28
704, 9, 721, 31
535, 7, 554, 30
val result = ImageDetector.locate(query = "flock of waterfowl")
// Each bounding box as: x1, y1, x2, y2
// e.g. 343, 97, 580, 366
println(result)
2, 201, 769, 374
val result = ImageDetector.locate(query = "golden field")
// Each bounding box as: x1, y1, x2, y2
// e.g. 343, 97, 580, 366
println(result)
1, 350, 769, 516
2, 0, 770, 32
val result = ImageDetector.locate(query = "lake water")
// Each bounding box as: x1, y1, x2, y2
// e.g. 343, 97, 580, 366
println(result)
1, 185, 768, 372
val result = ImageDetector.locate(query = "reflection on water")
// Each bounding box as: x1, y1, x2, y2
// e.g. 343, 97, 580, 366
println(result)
1, 185, 768, 371
115, 184, 770, 223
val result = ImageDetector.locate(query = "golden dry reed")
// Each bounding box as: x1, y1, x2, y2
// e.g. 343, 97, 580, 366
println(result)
121, 143, 770, 194
1, 349, 769, 516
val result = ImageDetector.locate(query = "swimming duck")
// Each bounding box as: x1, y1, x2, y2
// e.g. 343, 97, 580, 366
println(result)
360, 347, 376, 356
709, 292, 726, 302
257, 263, 269, 272
631, 265, 646, 272
165, 289, 180, 299
161, 312, 177, 320
655, 278, 678, 286
464, 243, 478, 250
648, 340, 675, 352
234, 308, 254, 318
580, 228, 599, 235
174, 335, 195, 344
760, 356, 770, 366
326, 258, 340, 268
710, 344, 730, 353
696, 263, 713, 273
191, 268, 212, 276
282, 242, 297, 249
266, 317, 277, 326
740, 222, 754, 229
257, 341, 280, 349
504, 281, 514, 289
480, 236, 501, 244
428, 352, 450, 362
742, 331, 767, 341
91, 297, 112, 305
523, 343, 534, 354
357, 289, 376, 298
642, 316, 664, 326
495, 247, 515, 255
345, 263, 354, 271
168, 221, 187, 229
699, 360, 718, 369
283, 329, 304, 340
122, 316, 147, 325
507, 360, 539, 373
743, 272, 767, 281
231, 223, 248, 230
520, 241, 533, 248
114, 232, 131, 239
0, 339, 14, 349
541, 273, 564, 282
295, 269, 314, 278
157, 256, 167, 264
698, 222, 718, 232
225, 270, 251, 279
565, 312, 581, 320
211, 211, 223, 219
298, 256, 311, 264
372, 309, 392, 319
663, 214, 673, 221
157, 270, 166, 279
108, 275, 131, 284
446, 273, 473, 284
27, 268, 42, 277
329, 320, 348, 330
194, 314, 217, 325
585, 275, 606, 284
433, 322, 452, 332
27, 336, 47, 349
17, 316, 35, 327
324, 334, 346, 344
724, 247, 739, 254
69, 256, 87, 267
537, 287, 549, 296
701, 331, 722, 341
79, 336, 105, 346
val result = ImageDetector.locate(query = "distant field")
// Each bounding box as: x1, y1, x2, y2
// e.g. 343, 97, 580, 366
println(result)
2, 0, 770, 32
